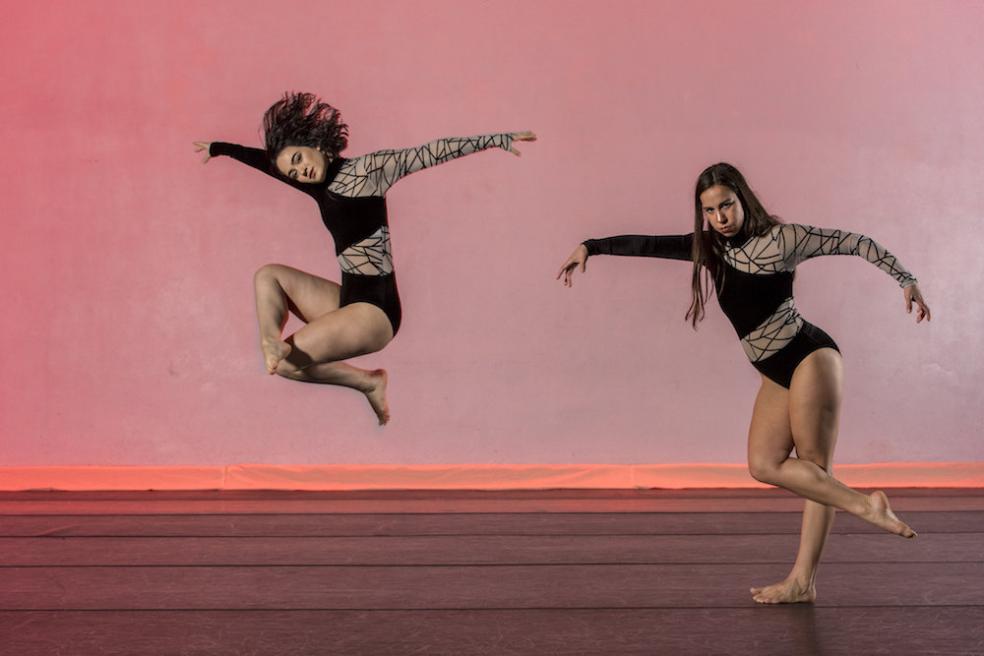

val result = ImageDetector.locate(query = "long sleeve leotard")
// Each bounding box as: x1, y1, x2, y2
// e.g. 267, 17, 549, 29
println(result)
209, 134, 514, 335
583, 224, 917, 388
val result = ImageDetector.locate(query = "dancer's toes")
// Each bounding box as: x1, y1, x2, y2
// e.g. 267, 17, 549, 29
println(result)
866, 490, 917, 538
364, 369, 390, 425
750, 579, 816, 605
261, 339, 291, 375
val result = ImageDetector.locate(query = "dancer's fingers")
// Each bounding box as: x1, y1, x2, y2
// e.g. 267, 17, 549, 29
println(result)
915, 296, 931, 322
904, 285, 931, 322
557, 259, 574, 279
193, 141, 211, 163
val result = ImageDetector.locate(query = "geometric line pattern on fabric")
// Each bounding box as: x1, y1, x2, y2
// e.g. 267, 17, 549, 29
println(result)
338, 226, 393, 275
723, 223, 917, 288
328, 134, 513, 198
740, 297, 804, 362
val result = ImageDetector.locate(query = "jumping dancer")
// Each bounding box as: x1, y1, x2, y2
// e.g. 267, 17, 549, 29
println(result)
557, 162, 930, 604
195, 92, 535, 424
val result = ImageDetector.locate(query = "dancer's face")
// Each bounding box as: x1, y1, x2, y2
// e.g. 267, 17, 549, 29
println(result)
700, 185, 744, 237
275, 146, 328, 184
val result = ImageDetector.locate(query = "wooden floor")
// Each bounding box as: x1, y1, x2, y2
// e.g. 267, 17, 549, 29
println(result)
0, 488, 981, 655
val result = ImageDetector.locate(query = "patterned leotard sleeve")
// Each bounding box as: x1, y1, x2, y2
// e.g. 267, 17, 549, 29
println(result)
332, 134, 515, 197
778, 224, 918, 287
208, 142, 318, 198
315, 134, 512, 276
582, 234, 694, 260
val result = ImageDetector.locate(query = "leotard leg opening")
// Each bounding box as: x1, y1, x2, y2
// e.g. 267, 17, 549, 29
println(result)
339, 272, 402, 336
752, 322, 840, 389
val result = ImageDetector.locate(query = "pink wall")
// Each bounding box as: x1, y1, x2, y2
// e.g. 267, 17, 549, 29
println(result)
1, 0, 981, 467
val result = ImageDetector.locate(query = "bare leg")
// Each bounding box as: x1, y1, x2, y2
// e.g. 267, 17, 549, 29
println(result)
748, 349, 915, 604
782, 352, 841, 599
749, 350, 838, 604
747, 352, 915, 537
253, 263, 341, 374
275, 302, 394, 425
788, 499, 836, 591
252, 264, 393, 424
279, 362, 390, 426
754, 494, 837, 604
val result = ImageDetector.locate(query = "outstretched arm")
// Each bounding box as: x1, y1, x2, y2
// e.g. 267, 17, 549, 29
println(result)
356, 131, 535, 195
557, 233, 694, 287
582, 234, 693, 259
193, 141, 312, 194
782, 223, 930, 322
782, 224, 917, 286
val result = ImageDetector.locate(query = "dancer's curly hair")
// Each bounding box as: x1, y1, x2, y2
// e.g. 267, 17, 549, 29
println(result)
262, 92, 349, 163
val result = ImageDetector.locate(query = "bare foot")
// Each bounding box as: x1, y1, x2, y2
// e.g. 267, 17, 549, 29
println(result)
363, 369, 390, 425
864, 490, 917, 538
261, 339, 291, 375
750, 578, 816, 605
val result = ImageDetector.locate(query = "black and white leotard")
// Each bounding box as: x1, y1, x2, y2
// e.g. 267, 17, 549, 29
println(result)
210, 134, 514, 335
583, 224, 918, 388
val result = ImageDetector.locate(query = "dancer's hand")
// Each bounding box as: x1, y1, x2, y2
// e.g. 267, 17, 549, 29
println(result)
193, 141, 212, 163
556, 244, 588, 287
508, 131, 537, 156
904, 284, 931, 323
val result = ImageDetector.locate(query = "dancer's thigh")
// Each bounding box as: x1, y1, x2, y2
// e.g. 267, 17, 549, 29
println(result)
747, 377, 794, 481
282, 302, 393, 368
256, 263, 341, 322
788, 348, 843, 470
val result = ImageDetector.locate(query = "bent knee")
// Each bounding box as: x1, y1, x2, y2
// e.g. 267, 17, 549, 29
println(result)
748, 459, 781, 485
254, 263, 287, 285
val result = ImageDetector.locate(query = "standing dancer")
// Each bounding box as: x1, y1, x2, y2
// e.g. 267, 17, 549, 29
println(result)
557, 162, 930, 604
196, 92, 535, 424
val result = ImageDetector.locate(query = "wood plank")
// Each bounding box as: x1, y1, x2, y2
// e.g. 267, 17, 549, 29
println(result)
1, 608, 982, 656
1, 510, 980, 537
0, 533, 978, 566
1, 495, 979, 515
1, 563, 982, 610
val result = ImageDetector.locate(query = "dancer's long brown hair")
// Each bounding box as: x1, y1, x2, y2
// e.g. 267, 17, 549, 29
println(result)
686, 163, 781, 328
